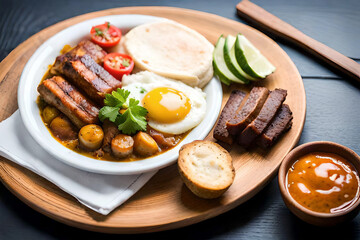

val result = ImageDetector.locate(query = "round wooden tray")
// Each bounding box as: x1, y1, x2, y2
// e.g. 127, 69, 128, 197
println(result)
0, 7, 305, 234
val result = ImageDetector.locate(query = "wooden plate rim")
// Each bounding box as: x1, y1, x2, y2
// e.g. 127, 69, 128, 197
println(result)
0, 6, 306, 233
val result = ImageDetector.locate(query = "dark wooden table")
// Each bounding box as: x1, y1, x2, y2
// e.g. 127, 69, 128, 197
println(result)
1, 0, 360, 239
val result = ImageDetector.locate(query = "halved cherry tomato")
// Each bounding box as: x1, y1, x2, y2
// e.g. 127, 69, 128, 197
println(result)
90, 22, 121, 48
104, 53, 134, 80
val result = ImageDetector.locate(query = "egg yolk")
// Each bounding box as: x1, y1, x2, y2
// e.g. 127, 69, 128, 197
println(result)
142, 87, 191, 123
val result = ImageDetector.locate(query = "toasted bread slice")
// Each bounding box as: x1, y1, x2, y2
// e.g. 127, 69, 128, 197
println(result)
178, 140, 235, 199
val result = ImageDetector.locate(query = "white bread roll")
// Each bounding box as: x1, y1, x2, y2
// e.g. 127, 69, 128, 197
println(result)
178, 140, 235, 199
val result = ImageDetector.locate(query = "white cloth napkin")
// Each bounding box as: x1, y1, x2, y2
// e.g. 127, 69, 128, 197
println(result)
0, 111, 157, 215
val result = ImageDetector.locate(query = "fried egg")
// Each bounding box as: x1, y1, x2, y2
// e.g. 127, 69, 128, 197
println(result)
122, 71, 206, 134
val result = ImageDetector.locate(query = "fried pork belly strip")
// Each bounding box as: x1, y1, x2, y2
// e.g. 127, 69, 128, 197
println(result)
38, 76, 100, 128
213, 90, 246, 145
54, 54, 121, 105
74, 40, 107, 64
53, 75, 100, 117
50, 40, 121, 104
79, 54, 122, 90
51, 40, 107, 75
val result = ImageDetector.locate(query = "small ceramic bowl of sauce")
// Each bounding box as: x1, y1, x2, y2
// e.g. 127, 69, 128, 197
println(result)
279, 141, 360, 226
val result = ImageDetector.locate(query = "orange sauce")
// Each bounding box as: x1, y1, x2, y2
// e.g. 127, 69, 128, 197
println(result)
54, 130, 187, 162
37, 96, 188, 162
286, 152, 360, 213
37, 44, 189, 162
60, 44, 73, 54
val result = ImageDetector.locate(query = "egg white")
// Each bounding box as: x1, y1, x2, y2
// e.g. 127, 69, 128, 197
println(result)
122, 71, 207, 134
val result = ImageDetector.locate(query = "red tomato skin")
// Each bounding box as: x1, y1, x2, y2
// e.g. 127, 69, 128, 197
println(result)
90, 23, 121, 48
104, 53, 135, 80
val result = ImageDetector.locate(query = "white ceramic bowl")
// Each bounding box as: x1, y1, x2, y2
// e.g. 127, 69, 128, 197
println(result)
17, 14, 222, 175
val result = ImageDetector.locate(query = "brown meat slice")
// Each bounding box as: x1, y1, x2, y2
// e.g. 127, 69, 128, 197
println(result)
238, 89, 287, 147
102, 120, 120, 153
60, 56, 121, 104
256, 104, 293, 148
51, 40, 107, 75
75, 40, 107, 64
79, 54, 122, 91
148, 129, 176, 149
51, 75, 99, 118
213, 89, 246, 144
226, 87, 269, 136
38, 76, 100, 128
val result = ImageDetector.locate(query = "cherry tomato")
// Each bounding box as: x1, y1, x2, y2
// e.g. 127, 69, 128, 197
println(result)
90, 22, 121, 48
104, 53, 134, 80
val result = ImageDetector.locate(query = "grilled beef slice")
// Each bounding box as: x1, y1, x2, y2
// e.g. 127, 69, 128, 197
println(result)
238, 89, 287, 147
38, 76, 99, 128
256, 104, 293, 148
226, 87, 269, 136
214, 89, 246, 144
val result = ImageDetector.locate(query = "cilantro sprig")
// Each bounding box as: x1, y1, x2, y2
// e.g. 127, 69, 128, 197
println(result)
99, 89, 148, 135
94, 27, 104, 37
94, 22, 112, 40
122, 58, 130, 67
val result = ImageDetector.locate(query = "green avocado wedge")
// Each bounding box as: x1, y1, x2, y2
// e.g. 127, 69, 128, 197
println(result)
234, 34, 276, 79
213, 35, 247, 85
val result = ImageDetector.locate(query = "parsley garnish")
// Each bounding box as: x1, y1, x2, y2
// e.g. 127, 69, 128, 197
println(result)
115, 98, 148, 135
99, 106, 120, 122
140, 87, 146, 94
122, 58, 130, 67
107, 22, 110, 29
99, 89, 148, 135
104, 88, 129, 107
94, 27, 104, 37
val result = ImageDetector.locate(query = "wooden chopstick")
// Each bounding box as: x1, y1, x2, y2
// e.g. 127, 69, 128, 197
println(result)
236, 0, 360, 82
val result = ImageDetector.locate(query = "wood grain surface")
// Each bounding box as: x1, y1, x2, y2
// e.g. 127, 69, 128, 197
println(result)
1, 0, 360, 239
236, 1, 360, 83
0, 7, 305, 233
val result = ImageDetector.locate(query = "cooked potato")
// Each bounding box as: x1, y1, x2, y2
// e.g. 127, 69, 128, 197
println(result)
50, 115, 77, 140
111, 134, 134, 158
133, 131, 159, 157
42, 106, 59, 124
79, 124, 104, 151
